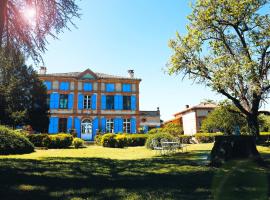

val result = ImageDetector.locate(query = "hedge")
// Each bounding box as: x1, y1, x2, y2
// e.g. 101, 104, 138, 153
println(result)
0, 126, 34, 155
98, 133, 148, 148
27, 133, 73, 148
73, 138, 85, 148
195, 132, 224, 143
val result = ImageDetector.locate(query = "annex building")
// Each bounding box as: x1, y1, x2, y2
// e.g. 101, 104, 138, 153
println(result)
39, 67, 141, 141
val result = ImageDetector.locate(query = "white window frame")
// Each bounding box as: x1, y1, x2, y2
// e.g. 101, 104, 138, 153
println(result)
106, 119, 114, 133
123, 119, 131, 133
83, 95, 92, 109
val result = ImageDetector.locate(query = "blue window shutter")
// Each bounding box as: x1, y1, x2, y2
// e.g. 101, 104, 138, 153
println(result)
67, 117, 73, 132
119, 95, 123, 110
114, 95, 119, 110
123, 84, 131, 92
131, 118, 137, 133
101, 95, 106, 110
84, 83, 92, 91
50, 93, 54, 109
78, 93, 84, 110
101, 117, 106, 133
131, 95, 136, 110
114, 118, 119, 133
68, 94, 74, 109
48, 117, 54, 133
92, 118, 99, 141
92, 94, 97, 110
119, 118, 123, 133
54, 93, 60, 109
60, 82, 69, 91
74, 118, 81, 138
44, 81, 52, 90
106, 83, 115, 92
54, 117, 59, 133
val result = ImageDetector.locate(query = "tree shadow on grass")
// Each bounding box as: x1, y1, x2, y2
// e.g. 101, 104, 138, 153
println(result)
0, 150, 214, 200
1, 149, 269, 200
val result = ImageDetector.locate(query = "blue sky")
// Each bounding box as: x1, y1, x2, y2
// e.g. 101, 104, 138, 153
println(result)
33, 0, 226, 121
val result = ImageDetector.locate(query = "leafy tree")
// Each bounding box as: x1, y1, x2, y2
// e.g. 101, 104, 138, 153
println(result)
201, 102, 247, 134
258, 114, 270, 132
168, 0, 270, 136
162, 122, 183, 137
0, 49, 49, 131
0, 0, 79, 62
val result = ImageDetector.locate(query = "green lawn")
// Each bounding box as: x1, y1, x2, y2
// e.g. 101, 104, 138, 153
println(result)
0, 144, 269, 200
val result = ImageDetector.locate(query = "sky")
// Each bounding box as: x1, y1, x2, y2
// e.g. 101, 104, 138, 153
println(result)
31, 0, 227, 121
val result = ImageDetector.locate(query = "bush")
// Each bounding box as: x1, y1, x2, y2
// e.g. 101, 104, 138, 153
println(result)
73, 138, 85, 148
48, 133, 73, 149
115, 134, 127, 148
27, 134, 51, 147
178, 135, 192, 144
126, 134, 148, 146
145, 132, 174, 149
195, 132, 223, 143
0, 126, 34, 155
101, 133, 117, 148
95, 134, 103, 146
148, 128, 162, 134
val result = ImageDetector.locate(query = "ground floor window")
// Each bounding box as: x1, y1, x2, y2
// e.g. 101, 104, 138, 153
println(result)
106, 119, 114, 133
59, 118, 67, 133
123, 119, 131, 133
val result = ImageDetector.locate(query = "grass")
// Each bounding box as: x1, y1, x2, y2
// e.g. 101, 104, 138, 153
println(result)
0, 143, 269, 200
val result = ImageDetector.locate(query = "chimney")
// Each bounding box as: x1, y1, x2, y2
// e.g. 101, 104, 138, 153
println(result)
39, 66, 47, 75
185, 105, 189, 109
157, 107, 160, 114
128, 69, 134, 78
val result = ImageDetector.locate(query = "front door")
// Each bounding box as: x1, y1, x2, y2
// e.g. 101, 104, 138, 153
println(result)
81, 119, 93, 140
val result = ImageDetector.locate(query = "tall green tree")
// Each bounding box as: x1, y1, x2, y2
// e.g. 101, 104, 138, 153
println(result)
0, 0, 79, 62
0, 50, 49, 131
201, 102, 247, 134
168, 0, 270, 136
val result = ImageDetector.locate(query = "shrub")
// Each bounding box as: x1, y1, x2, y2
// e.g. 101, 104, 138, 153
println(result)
195, 132, 223, 143
95, 134, 103, 146
27, 134, 51, 147
126, 134, 148, 146
73, 138, 85, 148
148, 128, 162, 134
115, 134, 127, 148
145, 132, 174, 149
0, 126, 34, 155
101, 133, 117, 148
48, 133, 73, 149
178, 135, 192, 144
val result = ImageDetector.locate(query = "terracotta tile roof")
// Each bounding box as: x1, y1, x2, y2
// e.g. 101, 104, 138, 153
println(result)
174, 103, 217, 117
41, 71, 141, 80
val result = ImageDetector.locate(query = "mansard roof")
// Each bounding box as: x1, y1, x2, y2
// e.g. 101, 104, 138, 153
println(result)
40, 68, 141, 81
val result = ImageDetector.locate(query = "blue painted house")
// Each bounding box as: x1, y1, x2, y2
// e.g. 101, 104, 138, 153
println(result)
39, 67, 141, 141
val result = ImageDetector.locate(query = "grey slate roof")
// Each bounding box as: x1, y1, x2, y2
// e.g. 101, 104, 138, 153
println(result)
41, 71, 141, 80
140, 111, 160, 117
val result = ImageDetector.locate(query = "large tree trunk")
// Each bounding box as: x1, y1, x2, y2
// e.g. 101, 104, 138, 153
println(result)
246, 114, 260, 136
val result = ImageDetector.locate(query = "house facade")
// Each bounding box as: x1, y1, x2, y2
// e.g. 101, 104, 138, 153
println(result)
38, 67, 141, 141
140, 108, 161, 132
164, 103, 217, 135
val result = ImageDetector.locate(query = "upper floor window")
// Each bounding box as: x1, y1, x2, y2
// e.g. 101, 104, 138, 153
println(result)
83, 83, 92, 91
106, 83, 115, 92
123, 119, 131, 133
106, 95, 114, 110
122, 84, 131, 92
60, 82, 69, 91
106, 119, 114, 133
84, 95, 92, 109
123, 96, 131, 110
59, 118, 67, 133
59, 94, 68, 109
44, 81, 52, 90
46, 94, 50, 107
